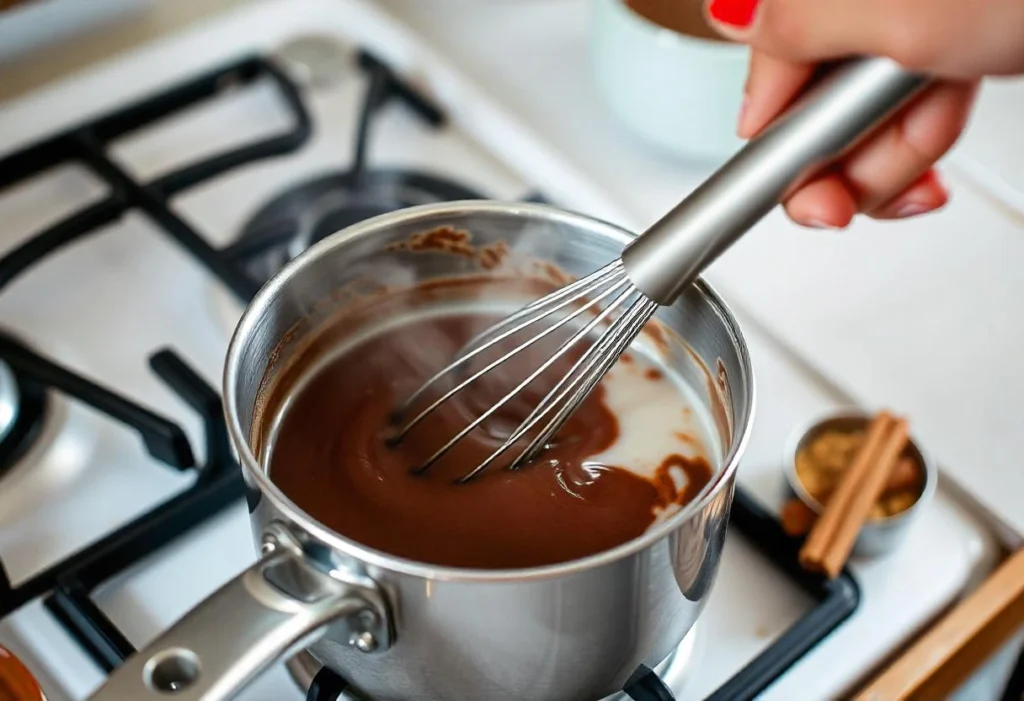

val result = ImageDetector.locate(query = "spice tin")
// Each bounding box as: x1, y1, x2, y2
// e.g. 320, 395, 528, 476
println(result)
783, 410, 937, 558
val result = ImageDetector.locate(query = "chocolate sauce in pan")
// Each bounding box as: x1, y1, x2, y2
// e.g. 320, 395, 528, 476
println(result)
265, 279, 714, 570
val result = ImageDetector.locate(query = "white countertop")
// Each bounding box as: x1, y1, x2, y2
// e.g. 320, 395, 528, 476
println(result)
376, 0, 1024, 538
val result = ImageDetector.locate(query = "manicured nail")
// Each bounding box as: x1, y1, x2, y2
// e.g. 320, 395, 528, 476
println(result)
803, 218, 842, 230
925, 168, 946, 192
893, 203, 933, 218
921, 169, 949, 202
708, 0, 760, 28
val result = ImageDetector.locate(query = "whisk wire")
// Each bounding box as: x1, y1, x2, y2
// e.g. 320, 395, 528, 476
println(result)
509, 297, 658, 471
394, 260, 625, 420
453, 287, 643, 483
409, 282, 633, 477
459, 260, 625, 356
393, 274, 631, 442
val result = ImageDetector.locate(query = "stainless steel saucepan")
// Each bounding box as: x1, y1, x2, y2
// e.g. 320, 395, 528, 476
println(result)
90, 201, 755, 701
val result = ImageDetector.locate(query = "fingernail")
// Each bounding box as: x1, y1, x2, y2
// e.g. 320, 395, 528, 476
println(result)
803, 218, 842, 230
922, 169, 949, 200
708, 0, 760, 28
893, 203, 934, 218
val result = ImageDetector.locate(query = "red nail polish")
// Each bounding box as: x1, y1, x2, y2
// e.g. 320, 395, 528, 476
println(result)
921, 169, 948, 199
708, 0, 760, 28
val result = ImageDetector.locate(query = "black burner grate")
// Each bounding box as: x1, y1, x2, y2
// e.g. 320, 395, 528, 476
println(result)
0, 48, 869, 701
0, 55, 312, 672
223, 50, 489, 285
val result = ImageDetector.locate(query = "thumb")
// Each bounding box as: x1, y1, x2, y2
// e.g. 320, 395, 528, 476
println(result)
705, 0, 1024, 79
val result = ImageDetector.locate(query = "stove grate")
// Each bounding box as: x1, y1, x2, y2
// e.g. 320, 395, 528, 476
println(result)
0, 54, 312, 672
0, 50, 864, 701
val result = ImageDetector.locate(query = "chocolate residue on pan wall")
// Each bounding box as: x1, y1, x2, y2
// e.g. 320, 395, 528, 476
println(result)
386, 226, 476, 258
712, 358, 733, 444
645, 367, 663, 380
479, 241, 510, 270
383, 227, 513, 273
533, 260, 575, 286
677, 342, 732, 454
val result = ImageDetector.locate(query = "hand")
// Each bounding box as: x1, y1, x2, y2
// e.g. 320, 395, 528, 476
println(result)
704, 0, 1024, 229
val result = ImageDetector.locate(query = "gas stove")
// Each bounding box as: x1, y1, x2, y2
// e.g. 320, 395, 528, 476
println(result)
0, 1, 1007, 699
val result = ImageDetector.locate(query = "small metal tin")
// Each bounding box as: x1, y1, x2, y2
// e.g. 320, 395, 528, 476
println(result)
783, 410, 937, 558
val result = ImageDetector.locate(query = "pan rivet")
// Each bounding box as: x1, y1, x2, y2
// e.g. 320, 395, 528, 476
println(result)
348, 631, 378, 653
260, 536, 278, 556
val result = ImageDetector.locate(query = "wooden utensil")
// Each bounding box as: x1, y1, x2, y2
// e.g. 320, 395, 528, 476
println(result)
856, 547, 1024, 700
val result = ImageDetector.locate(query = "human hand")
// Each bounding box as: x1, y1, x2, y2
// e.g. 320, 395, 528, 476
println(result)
703, 0, 1024, 229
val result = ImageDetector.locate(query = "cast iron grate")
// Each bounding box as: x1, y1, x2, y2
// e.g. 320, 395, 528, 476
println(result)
0, 54, 313, 671
0, 48, 864, 701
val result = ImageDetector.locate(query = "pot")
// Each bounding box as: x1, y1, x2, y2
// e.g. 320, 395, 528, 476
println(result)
91, 201, 755, 701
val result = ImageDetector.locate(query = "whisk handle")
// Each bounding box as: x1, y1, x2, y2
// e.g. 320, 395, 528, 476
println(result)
621, 57, 929, 306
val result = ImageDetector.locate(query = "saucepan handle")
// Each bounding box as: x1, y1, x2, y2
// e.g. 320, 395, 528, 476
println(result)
88, 529, 392, 700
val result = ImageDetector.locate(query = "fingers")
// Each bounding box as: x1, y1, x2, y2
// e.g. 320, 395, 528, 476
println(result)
708, 0, 991, 230
783, 173, 857, 229
842, 79, 977, 212
706, 0, 1024, 78
871, 170, 949, 220
738, 52, 813, 138
761, 75, 975, 229
784, 168, 948, 227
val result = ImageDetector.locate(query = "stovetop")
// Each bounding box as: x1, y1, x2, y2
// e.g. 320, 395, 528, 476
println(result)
0, 47, 860, 701
0, 0, 1006, 699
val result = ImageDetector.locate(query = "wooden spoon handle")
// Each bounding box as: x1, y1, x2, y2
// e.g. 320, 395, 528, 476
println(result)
856, 547, 1024, 700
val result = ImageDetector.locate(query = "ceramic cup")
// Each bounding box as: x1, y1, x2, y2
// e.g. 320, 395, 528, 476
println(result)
590, 0, 749, 163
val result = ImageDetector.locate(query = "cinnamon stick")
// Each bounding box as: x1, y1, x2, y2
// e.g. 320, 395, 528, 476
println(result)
799, 412, 893, 573
818, 418, 909, 577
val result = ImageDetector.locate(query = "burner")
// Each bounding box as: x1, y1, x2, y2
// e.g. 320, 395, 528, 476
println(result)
0, 332, 49, 480
223, 170, 486, 284
286, 624, 699, 701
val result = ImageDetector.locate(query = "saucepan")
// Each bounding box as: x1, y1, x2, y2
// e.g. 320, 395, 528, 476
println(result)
90, 201, 755, 701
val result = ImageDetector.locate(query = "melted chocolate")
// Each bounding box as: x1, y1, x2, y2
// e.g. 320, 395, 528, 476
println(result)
264, 280, 714, 570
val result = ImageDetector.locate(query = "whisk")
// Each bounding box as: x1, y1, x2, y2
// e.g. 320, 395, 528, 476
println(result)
392, 58, 929, 482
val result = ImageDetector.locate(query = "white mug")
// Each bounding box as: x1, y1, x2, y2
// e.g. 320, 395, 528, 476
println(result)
590, 0, 750, 163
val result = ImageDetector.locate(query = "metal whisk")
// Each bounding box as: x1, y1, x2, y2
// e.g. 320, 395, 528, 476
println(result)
392, 58, 929, 482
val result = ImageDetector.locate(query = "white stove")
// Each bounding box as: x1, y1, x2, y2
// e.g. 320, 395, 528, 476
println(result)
0, 1, 1013, 699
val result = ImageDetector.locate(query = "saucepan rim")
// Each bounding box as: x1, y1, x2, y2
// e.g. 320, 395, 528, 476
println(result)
223, 200, 756, 583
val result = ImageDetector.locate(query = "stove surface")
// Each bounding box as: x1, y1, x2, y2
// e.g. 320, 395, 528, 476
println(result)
0, 1, 1004, 699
